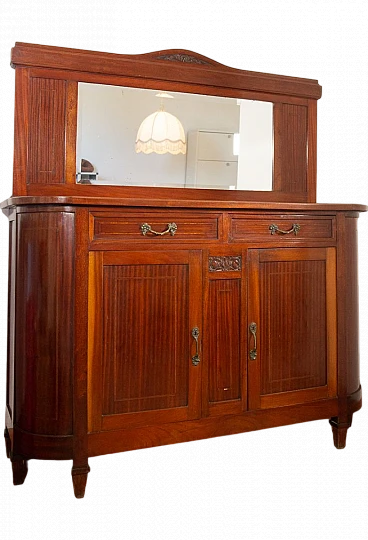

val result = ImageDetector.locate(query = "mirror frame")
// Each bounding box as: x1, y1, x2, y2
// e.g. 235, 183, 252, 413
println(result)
10, 42, 322, 202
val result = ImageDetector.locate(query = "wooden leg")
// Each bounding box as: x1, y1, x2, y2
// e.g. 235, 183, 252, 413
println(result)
329, 416, 352, 449
4, 431, 31, 487
71, 464, 90, 499
11, 458, 28, 485
4, 430, 11, 462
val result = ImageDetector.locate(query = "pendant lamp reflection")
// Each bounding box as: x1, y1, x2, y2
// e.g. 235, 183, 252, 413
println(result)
135, 92, 186, 155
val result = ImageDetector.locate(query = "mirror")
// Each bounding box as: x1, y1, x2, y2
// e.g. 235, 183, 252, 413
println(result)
76, 82, 274, 191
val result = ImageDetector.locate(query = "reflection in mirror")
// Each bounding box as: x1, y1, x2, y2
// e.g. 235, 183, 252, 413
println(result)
76, 83, 274, 190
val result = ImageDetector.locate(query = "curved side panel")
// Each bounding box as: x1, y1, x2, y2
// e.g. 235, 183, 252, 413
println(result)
12, 425, 73, 460
344, 216, 360, 396
14, 211, 75, 437
347, 386, 362, 415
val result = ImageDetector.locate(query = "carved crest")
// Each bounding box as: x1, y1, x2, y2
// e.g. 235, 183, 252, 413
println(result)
156, 53, 211, 65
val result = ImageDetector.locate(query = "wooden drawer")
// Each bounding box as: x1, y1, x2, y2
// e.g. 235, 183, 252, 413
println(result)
230, 214, 335, 242
90, 211, 222, 244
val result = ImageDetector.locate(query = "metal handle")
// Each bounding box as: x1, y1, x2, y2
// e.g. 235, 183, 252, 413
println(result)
191, 327, 200, 366
140, 222, 178, 236
269, 223, 301, 236
249, 322, 257, 361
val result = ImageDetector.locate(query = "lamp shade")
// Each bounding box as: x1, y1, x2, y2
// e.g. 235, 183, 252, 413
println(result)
135, 110, 186, 155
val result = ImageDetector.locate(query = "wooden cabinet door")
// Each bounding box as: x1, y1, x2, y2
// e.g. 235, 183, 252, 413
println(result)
247, 247, 337, 409
88, 250, 202, 432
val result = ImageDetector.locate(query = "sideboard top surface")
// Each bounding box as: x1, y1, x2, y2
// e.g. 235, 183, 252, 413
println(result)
1, 196, 366, 213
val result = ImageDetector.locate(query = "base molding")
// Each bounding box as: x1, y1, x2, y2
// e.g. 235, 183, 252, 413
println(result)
88, 398, 339, 457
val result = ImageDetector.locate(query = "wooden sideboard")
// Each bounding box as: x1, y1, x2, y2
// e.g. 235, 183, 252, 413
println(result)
2, 43, 366, 498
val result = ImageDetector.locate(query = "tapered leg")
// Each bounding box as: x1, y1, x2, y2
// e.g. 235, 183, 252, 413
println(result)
329, 416, 352, 449
4, 431, 31, 487
71, 464, 90, 499
11, 458, 28, 485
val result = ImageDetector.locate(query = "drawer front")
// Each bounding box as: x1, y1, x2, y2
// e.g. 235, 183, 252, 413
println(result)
90, 211, 221, 243
230, 215, 335, 242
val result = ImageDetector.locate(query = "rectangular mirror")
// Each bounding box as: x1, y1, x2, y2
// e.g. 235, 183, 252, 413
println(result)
76, 82, 274, 191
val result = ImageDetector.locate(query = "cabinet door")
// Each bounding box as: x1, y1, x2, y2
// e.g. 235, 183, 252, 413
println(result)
247, 247, 337, 409
88, 250, 202, 432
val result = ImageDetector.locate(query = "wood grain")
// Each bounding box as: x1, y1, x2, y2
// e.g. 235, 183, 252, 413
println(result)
88, 250, 202, 432
88, 398, 339, 458
14, 211, 74, 435
11, 43, 322, 99
247, 247, 337, 409
230, 215, 334, 242
273, 103, 308, 194
90, 211, 221, 244
208, 279, 241, 403
28, 77, 66, 184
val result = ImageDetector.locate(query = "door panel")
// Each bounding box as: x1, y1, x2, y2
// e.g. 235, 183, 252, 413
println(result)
248, 247, 337, 409
203, 249, 246, 417
88, 250, 202, 431
208, 279, 241, 403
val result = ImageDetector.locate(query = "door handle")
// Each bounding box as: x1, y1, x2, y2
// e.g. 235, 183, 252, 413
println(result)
249, 322, 257, 360
140, 222, 178, 236
191, 327, 200, 366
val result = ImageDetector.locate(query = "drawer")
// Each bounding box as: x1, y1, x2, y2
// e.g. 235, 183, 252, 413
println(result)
90, 211, 222, 243
230, 215, 335, 242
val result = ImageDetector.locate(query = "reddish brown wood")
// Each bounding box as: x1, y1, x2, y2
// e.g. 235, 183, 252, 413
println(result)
12, 68, 29, 196
24, 183, 312, 203
208, 279, 241, 403
72, 208, 90, 471
2, 42, 365, 497
329, 417, 352, 449
333, 213, 361, 449
2, 196, 366, 213
90, 211, 221, 244
6, 210, 16, 430
9, 43, 322, 202
88, 250, 202, 432
102, 263, 189, 414
12, 425, 73, 460
14, 211, 74, 436
11, 43, 322, 99
247, 247, 337, 409
28, 77, 67, 184
307, 99, 317, 202
230, 215, 335, 242
273, 103, 308, 194
65, 81, 78, 185
88, 398, 339, 457
71, 464, 90, 499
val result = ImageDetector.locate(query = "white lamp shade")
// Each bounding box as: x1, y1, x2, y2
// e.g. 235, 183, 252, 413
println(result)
135, 110, 186, 155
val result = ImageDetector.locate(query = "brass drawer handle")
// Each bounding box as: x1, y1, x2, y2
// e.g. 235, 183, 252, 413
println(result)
140, 222, 178, 236
191, 327, 200, 366
269, 223, 301, 236
249, 322, 257, 361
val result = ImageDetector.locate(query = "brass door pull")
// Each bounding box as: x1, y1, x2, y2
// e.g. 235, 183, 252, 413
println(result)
191, 327, 200, 366
269, 223, 301, 236
249, 322, 257, 360
140, 222, 178, 236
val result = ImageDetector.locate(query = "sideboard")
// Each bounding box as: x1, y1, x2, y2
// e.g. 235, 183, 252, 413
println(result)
2, 43, 366, 498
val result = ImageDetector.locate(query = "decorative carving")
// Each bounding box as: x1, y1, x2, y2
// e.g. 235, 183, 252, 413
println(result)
156, 53, 210, 65
209, 256, 242, 272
